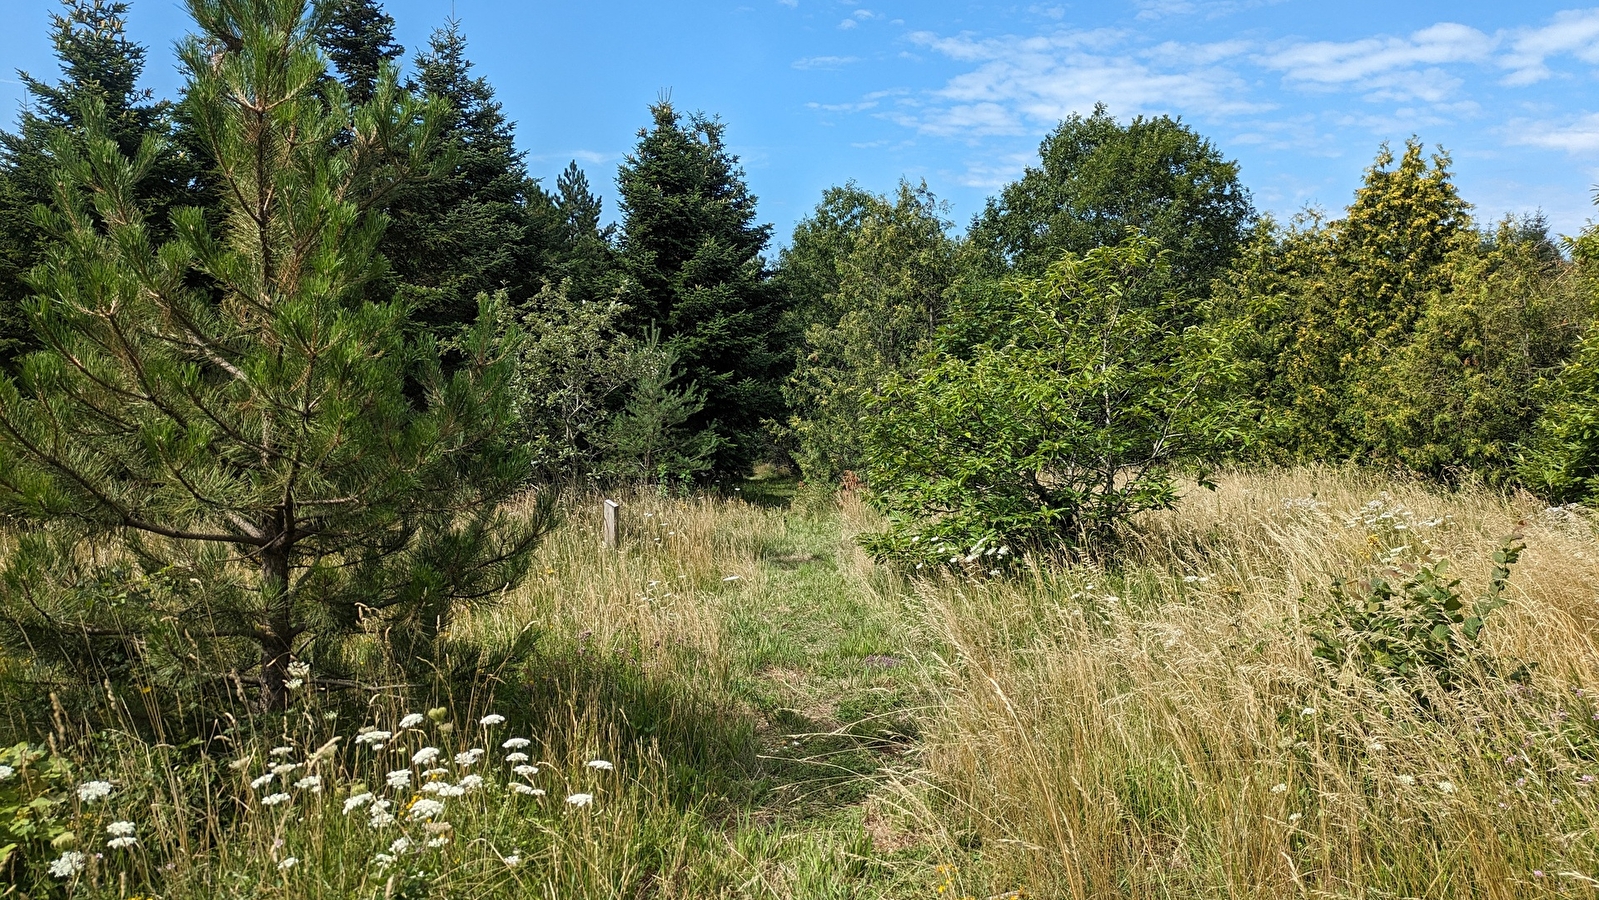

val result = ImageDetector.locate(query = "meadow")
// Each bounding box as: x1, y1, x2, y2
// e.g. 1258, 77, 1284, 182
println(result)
5, 467, 1599, 898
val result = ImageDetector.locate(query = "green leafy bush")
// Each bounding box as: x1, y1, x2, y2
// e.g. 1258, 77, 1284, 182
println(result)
861, 235, 1247, 567
0, 742, 75, 893
1311, 538, 1523, 693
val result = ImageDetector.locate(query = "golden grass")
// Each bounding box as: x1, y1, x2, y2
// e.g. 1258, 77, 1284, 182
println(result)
891, 467, 1599, 898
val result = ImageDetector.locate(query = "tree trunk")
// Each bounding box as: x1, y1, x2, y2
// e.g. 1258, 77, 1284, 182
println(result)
258, 541, 293, 711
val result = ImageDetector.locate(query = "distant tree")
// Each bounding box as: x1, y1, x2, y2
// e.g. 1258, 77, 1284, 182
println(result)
319, 0, 404, 105
1522, 209, 1599, 502
1359, 217, 1585, 483
968, 103, 1253, 304
0, 0, 547, 709
380, 19, 561, 347
550, 161, 618, 305
615, 100, 784, 475
0, 0, 191, 367
862, 236, 1246, 566
596, 331, 720, 485
781, 182, 959, 484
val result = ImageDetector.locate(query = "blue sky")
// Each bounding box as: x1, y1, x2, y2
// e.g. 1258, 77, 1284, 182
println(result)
3, 0, 1598, 243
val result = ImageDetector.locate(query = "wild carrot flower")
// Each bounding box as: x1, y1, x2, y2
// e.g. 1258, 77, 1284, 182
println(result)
343, 793, 373, 814
1437, 781, 1456, 794
458, 775, 484, 791
1270, 783, 1287, 794
479, 714, 506, 726
505, 752, 530, 764
565, 793, 594, 807
354, 731, 391, 747
408, 798, 446, 821
1396, 775, 1416, 785
587, 759, 613, 771
398, 713, 425, 729
510, 783, 542, 796
454, 748, 484, 766
78, 781, 113, 803
106, 821, 138, 850
270, 763, 299, 776
48, 850, 87, 878
389, 837, 411, 854
412, 748, 441, 767
0, 765, 13, 781
512, 764, 538, 777
294, 775, 323, 792
503, 854, 522, 867
502, 737, 531, 750
386, 770, 411, 789
261, 792, 292, 807
250, 773, 275, 790
269, 746, 294, 758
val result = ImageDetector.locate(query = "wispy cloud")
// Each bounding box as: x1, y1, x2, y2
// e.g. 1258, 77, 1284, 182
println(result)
793, 55, 860, 70
1499, 8, 1599, 85
1509, 112, 1599, 154
1261, 22, 1495, 100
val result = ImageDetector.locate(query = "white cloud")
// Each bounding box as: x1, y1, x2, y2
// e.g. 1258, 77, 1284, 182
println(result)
838, 18, 857, 30
1500, 8, 1599, 85
793, 55, 860, 70
1509, 112, 1599, 153
1262, 22, 1495, 90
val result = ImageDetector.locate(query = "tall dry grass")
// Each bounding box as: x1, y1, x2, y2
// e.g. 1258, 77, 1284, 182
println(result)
892, 467, 1599, 898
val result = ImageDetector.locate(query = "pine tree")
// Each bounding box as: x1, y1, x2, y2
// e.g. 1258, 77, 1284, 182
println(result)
0, 0, 547, 709
616, 100, 784, 475
379, 19, 561, 347
319, 0, 404, 106
0, 0, 191, 367
550, 160, 617, 305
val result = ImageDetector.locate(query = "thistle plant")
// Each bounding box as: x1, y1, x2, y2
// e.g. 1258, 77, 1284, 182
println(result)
0, 0, 549, 708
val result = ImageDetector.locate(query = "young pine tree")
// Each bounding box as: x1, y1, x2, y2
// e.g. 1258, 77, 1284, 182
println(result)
0, 0, 548, 709
616, 101, 785, 476
0, 0, 192, 367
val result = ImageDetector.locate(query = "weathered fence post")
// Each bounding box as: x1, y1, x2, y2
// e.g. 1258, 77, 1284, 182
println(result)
603, 499, 621, 549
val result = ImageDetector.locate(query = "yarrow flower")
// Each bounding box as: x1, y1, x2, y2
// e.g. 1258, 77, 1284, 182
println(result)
398, 713, 425, 729
565, 792, 594, 807
343, 793, 373, 814
48, 850, 87, 879
77, 780, 113, 803
502, 737, 531, 750
479, 714, 506, 726
408, 798, 446, 821
587, 759, 614, 771
412, 747, 441, 767
454, 748, 484, 766
261, 792, 292, 807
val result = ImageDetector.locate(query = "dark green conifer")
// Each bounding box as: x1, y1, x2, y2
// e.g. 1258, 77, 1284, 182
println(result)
615, 101, 784, 475
319, 0, 404, 105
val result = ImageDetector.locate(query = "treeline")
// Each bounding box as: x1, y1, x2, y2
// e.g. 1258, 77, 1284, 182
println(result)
0, 0, 1596, 703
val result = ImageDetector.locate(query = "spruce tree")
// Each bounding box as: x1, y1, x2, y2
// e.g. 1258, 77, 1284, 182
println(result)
0, 0, 191, 367
319, 0, 403, 106
380, 20, 560, 348
551, 161, 617, 305
0, 0, 547, 709
616, 101, 784, 475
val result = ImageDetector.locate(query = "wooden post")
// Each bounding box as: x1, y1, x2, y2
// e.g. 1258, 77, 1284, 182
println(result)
603, 499, 621, 549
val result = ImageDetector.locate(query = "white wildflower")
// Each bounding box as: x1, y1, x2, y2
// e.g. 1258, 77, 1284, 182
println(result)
294, 775, 323, 792
250, 773, 275, 790
48, 850, 86, 878
435, 784, 466, 798
77, 780, 113, 803
457, 775, 484, 791
261, 792, 292, 807
343, 792, 373, 814
1288, 812, 1302, 823
505, 752, 530, 764
369, 809, 397, 828
386, 770, 412, 789
411, 747, 441, 767
398, 713, 425, 729
278, 856, 298, 871
479, 714, 506, 726
1270, 783, 1287, 794
107, 836, 139, 850
354, 731, 392, 747
1300, 707, 1316, 717
270, 763, 299, 777
269, 746, 294, 758
1437, 780, 1456, 794
408, 798, 446, 821
1368, 742, 1384, 753
510, 783, 542, 796
420, 781, 448, 795
389, 836, 411, 855
565, 792, 594, 807
0, 765, 13, 781
422, 767, 450, 777
502, 737, 531, 750
1396, 775, 1416, 785
504, 854, 521, 867
512, 764, 538, 777
586, 759, 613, 771
426, 837, 448, 848
372, 853, 396, 868
107, 821, 136, 838
454, 748, 484, 766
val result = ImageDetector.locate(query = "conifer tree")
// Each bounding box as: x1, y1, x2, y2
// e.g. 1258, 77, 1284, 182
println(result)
380, 20, 560, 347
0, 0, 191, 367
0, 0, 547, 709
319, 0, 403, 105
616, 100, 784, 475
550, 160, 618, 305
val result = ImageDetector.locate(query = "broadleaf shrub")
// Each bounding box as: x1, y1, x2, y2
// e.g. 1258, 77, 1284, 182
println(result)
1311, 537, 1524, 693
860, 235, 1247, 567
